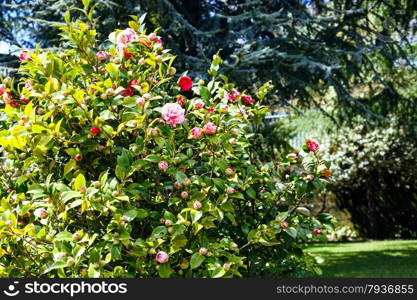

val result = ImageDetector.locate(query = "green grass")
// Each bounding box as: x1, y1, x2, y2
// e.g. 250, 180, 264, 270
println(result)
307, 240, 417, 277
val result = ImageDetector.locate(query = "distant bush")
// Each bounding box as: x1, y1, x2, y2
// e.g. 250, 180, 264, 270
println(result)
325, 121, 417, 238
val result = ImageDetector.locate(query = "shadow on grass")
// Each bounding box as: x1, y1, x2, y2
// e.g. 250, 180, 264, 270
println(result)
308, 241, 417, 277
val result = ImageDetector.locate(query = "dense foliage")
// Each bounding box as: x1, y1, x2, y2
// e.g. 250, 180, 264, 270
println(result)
0, 4, 332, 277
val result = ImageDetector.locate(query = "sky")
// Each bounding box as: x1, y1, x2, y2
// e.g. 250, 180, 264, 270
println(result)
0, 41, 11, 54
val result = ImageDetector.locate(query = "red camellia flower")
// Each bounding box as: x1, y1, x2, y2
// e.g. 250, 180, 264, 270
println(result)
123, 49, 133, 58
208, 107, 215, 113
306, 140, 320, 152
225, 89, 240, 103
90, 126, 101, 136
120, 86, 135, 97
313, 228, 321, 235
20, 97, 30, 104
176, 97, 186, 105
242, 94, 254, 105
178, 76, 193, 91
321, 168, 332, 178
0, 84, 5, 96
19, 50, 31, 61
280, 220, 289, 228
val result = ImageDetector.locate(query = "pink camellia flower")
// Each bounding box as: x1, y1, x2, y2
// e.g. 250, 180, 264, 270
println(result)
3, 92, 13, 105
24, 81, 33, 92
0, 84, 5, 96
158, 161, 168, 171
306, 140, 319, 152
53, 252, 67, 262
225, 89, 240, 103
225, 91, 235, 103
280, 220, 289, 229
176, 97, 186, 105
219, 104, 229, 112
178, 76, 193, 91
117, 28, 138, 45
305, 174, 315, 182
96, 51, 107, 61
193, 99, 205, 110
191, 127, 203, 139
242, 94, 254, 105
130, 79, 139, 86
232, 89, 240, 98
149, 32, 158, 41
136, 97, 145, 106
203, 122, 217, 135
36, 208, 48, 219
161, 103, 185, 126
155, 39, 163, 46
156, 251, 169, 264
313, 228, 321, 235
19, 50, 31, 61
225, 167, 235, 176
193, 201, 202, 210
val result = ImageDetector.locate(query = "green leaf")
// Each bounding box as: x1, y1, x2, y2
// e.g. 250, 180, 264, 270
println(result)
74, 173, 86, 191
42, 261, 67, 274
171, 235, 187, 248
115, 165, 126, 181
61, 191, 82, 202
246, 188, 256, 199
212, 267, 226, 278
123, 209, 137, 221
151, 226, 167, 239
64, 11, 71, 23
105, 63, 119, 79
144, 154, 161, 163
111, 244, 122, 261
55, 231, 73, 241
175, 171, 187, 184
136, 209, 149, 219
190, 253, 205, 269
199, 86, 211, 101
158, 263, 172, 278
284, 227, 297, 239
82, 0, 90, 8
64, 159, 77, 176
73, 90, 85, 103
190, 209, 203, 223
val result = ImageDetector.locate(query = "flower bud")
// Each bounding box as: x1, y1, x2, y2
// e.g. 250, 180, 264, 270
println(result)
199, 248, 208, 255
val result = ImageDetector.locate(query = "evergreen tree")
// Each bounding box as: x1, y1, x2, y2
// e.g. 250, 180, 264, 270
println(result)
1, 0, 416, 118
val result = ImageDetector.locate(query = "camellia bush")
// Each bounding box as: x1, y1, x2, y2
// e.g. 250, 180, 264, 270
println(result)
0, 2, 332, 278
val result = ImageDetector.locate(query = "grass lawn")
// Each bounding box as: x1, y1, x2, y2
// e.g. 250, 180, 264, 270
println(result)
307, 240, 417, 277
